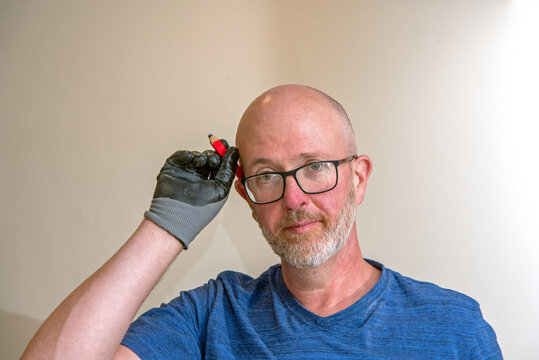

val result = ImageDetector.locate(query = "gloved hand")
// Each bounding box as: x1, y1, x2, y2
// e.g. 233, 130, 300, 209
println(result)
144, 145, 240, 249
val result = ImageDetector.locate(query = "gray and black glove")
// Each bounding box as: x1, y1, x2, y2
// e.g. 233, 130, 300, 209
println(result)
144, 145, 240, 249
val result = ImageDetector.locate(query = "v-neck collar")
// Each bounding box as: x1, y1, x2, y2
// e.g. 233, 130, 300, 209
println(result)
270, 259, 389, 330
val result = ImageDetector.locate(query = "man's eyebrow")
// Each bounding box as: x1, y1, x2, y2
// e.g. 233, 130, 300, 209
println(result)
295, 152, 329, 160
250, 152, 330, 167
250, 157, 274, 167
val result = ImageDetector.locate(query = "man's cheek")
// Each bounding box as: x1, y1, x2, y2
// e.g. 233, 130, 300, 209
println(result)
252, 210, 271, 233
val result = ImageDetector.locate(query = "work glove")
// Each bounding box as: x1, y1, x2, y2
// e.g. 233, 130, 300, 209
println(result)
144, 144, 239, 249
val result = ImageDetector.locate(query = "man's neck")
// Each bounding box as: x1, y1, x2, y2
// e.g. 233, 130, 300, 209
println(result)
280, 232, 381, 317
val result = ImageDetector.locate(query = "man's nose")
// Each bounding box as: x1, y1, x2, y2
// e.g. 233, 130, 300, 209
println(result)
282, 176, 308, 209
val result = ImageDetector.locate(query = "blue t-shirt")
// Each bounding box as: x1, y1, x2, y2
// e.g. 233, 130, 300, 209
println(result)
122, 260, 502, 359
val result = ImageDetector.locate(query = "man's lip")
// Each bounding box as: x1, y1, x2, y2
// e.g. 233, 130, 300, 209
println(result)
283, 220, 320, 233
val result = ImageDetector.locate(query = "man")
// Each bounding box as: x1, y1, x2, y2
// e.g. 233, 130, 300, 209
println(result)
22, 85, 502, 359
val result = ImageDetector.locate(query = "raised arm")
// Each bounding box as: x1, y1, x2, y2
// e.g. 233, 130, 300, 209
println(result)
21, 146, 239, 360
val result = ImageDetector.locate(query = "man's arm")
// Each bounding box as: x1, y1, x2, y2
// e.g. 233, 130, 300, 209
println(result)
114, 345, 143, 359
21, 219, 180, 360
21, 146, 239, 360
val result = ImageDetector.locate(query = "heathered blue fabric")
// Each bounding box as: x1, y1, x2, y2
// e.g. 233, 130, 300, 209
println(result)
121, 260, 502, 359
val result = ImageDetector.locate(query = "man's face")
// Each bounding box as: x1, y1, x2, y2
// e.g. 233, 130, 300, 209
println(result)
235, 88, 366, 268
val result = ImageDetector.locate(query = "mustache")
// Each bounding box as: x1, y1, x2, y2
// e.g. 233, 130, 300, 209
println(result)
278, 209, 325, 230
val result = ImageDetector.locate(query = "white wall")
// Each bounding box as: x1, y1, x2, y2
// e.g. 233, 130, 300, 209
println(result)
1, 1, 537, 358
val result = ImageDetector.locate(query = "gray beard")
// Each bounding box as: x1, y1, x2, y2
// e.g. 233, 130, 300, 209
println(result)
255, 188, 357, 269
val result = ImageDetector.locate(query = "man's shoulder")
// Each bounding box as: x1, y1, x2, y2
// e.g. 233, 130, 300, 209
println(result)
380, 263, 483, 323
390, 267, 477, 303
201, 264, 279, 299
214, 264, 278, 285
366, 261, 501, 358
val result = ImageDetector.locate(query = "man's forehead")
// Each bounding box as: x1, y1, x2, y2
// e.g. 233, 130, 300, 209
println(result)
237, 106, 338, 146
237, 115, 347, 167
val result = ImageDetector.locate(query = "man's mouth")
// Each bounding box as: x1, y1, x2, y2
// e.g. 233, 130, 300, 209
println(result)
283, 220, 320, 234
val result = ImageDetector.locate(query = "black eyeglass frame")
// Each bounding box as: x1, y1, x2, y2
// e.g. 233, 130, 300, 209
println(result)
240, 155, 358, 205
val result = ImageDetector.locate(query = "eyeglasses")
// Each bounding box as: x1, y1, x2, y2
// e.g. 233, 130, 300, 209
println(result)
241, 155, 357, 204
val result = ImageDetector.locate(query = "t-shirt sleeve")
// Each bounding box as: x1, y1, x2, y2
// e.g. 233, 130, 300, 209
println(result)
469, 309, 503, 360
121, 281, 215, 360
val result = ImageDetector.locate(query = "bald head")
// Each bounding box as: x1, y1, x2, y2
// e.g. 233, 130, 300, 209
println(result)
236, 85, 357, 166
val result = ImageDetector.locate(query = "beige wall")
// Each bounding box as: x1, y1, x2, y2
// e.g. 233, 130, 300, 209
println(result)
1, 1, 538, 359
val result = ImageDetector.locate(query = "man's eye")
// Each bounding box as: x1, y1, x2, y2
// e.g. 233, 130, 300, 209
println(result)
256, 173, 278, 183
307, 163, 329, 172
309, 163, 323, 171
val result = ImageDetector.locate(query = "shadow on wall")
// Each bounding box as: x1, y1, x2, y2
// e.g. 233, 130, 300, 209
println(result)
0, 310, 42, 359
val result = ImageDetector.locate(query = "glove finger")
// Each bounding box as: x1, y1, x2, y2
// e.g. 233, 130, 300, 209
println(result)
166, 150, 194, 167
161, 150, 209, 180
213, 146, 240, 190
220, 139, 229, 149
203, 150, 221, 168
188, 151, 207, 168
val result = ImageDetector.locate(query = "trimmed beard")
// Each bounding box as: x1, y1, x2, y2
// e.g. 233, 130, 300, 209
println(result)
255, 185, 357, 269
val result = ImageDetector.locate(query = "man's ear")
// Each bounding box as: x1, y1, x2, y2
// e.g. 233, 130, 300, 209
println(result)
234, 179, 258, 220
352, 155, 373, 205
234, 179, 249, 202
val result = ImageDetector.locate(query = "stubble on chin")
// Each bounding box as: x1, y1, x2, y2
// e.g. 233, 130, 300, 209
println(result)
255, 189, 357, 269
261, 209, 326, 267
